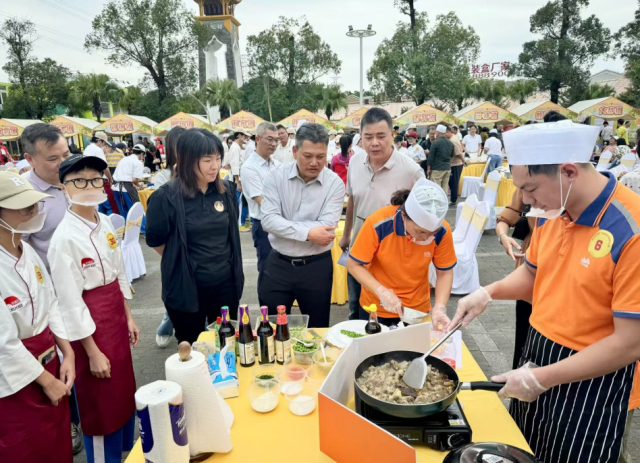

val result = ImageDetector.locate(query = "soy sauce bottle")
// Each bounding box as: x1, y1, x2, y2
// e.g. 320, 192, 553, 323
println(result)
364, 304, 382, 335
219, 306, 236, 359
238, 305, 255, 367
257, 306, 275, 364
274, 305, 291, 365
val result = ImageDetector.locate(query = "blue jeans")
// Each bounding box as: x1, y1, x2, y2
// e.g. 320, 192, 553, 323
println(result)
488, 154, 502, 172
156, 312, 173, 337
347, 273, 362, 320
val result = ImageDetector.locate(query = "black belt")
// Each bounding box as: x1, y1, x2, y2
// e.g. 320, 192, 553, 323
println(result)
273, 250, 331, 267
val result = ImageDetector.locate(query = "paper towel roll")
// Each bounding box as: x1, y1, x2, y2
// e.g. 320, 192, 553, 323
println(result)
165, 351, 233, 456
135, 380, 189, 463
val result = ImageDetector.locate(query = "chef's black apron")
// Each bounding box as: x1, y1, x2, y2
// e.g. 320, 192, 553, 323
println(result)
510, 326, 635, 463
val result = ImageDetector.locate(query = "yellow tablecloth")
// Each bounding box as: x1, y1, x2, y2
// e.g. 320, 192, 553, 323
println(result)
458, 162, 515, 207
331, 221, 348, 304
125, 330, 531, 463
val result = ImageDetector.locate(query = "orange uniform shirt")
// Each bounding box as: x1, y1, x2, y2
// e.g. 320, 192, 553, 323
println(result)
525, 172, 640, 409
349, 205, 457, 318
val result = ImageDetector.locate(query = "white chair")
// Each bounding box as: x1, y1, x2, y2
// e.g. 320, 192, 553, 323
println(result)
620, 152, 638, 172
121, 203, 146, 283
460, 160, 490, 199
608, 164, 627, 178
109, 214, 125, 247
430, 201, 490, 295
597, 152, 613, 172
143, 166, 151, 174
478, 170, 501, 230
454, 194, 479, 243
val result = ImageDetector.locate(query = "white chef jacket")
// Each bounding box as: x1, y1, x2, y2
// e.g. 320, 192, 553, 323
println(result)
273, 139, 294, 164
407, 144, 426, 163
0, 242, 67, 398
48, 210, 132, 342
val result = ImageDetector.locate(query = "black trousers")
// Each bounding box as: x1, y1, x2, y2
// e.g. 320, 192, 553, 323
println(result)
259, 250, 333, 328
251, 219, 272, 300
513, 299, 532, 369
167, 279, 239, 344
449, 165, 463, 203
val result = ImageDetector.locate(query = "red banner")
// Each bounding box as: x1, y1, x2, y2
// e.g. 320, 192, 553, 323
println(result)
171, 120, 194, 129
110, 122, 134, 132
0, 127, 18, 137
599, 105, 623, 116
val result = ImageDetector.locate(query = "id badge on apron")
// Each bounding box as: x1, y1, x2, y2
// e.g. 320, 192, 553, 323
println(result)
37, 346, 55, 366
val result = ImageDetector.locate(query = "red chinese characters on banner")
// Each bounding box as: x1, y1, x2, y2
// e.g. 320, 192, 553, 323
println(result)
413, 112, 437, 123
535, 111, 546, 120
599, 105, 623, 116
0, 126, 18, 137
171, 120, 194, 129
293, 117, 316, 126
352, 117, 362, 126
58, 124, 75, 135
231, 119, 256, 129
471, 61, 510, 79
110, 122, 134, 132
474, 111, 499, 121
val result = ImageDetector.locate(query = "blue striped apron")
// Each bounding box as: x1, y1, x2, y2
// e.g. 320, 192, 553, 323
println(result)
510, 327, 635, 463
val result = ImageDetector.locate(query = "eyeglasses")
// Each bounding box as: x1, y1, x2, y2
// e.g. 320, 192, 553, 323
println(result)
63, 178, 105, 189
263, 137, 279, 145
18, 201, 44, 216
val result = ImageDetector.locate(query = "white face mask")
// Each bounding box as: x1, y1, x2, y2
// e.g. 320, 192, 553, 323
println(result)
402, 215, 436, 245
66, 190, 108, 207
0, 211, 46, 246
526, 170, 572, 220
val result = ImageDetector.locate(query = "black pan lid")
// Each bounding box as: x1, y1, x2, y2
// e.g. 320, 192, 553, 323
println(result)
443, 442, 541, 463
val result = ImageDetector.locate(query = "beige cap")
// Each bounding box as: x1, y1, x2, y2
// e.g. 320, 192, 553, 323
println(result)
94, 131, 108, 142
407, 123, 417, 130
329, 129, 337, 135
0, 171, 52, 209
337, 129, 344, 134
286, 127, 295, 135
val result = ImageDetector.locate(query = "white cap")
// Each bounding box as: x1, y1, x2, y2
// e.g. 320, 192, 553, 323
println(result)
436, 124, 447, 134
16, 159, 30, 172
222, 133, 230, 139
297, 120, 308, 130
404, 178, 448, 231
503, 120, 600, 166
489, 129, 498, 134
353, 133, 361, 146
408, 123, 417, 130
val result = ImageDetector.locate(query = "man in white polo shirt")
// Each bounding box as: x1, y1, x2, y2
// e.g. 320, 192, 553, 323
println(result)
274, 124, 295, 164
112, 144, 145, 218
340, 108, 425, 320
84, 131, 118, 215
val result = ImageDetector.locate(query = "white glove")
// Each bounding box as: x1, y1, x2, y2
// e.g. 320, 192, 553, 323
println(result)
491, 362, 548, 402
374, 286, 403, 315
429, 303, 451, 332
449, 287, 492, 329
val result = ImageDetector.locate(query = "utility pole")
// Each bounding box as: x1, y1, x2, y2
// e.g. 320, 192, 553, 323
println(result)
346, 25, 376, 107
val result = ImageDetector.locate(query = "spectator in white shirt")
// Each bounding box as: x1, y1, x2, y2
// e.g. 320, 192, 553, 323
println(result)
406, 131, 427, 165
484, 130, 504, 172
84, 131, 118, 215
113, 144, 145, 218
273, 124, 294, 163
394, 135, 407, 155
224, 131, 250, 227
462, 125, 483, 158
452, 125, 463, 142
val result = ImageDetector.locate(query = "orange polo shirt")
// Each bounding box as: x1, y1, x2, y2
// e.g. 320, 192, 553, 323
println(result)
525, 172, 640, 410
349, 205, 457, 318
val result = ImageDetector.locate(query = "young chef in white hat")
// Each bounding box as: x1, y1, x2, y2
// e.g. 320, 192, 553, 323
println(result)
449, 120, 640, 462
0, 171, 74, 462
47, 154, 139, 463
347, 178, 455, 328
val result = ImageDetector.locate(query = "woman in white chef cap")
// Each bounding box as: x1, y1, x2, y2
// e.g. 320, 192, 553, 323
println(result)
0, 171, 75, 462
347, 178, 456, 328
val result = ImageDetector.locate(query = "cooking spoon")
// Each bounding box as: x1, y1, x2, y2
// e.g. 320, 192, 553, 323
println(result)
402, 321, 463, 390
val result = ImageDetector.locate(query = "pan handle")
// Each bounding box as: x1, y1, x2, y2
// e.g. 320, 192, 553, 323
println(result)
460, 381, 504, 392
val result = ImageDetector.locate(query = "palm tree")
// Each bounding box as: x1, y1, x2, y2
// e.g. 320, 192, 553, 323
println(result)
205, 79, 241, 119
65, 80, 90, 118
560, 83, 615, 107
508, 79, 538, 105
119, 86, 143, 114
75, 74, 120, 122
321, 85, 348, 121
474, 79, 510, 108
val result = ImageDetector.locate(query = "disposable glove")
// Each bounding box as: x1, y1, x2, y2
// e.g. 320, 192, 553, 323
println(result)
429, 303, 451, 332
374, 286, 403, 315
491, 362, 548, 402
449, 286, 492, 329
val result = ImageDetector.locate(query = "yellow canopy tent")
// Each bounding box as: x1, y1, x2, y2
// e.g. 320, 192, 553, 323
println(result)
277, 109, 334, 130
568, 97, 640, 122
154, 112, 212, 136
95, 114, 157, 136
49, 116, 100, 137
454, 101, 519, 127
0, 119, 43, 141
512, 101, 578, 123
214, 110, 266, 133
394, 104, 456, 128
335, 107, 369, 131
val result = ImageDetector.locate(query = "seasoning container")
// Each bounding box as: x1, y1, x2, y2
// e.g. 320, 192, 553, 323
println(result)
256, 306, 275, 364
364, 304, 382, 334
274, 305, 291, 365
219, 307, 236, 360
252, 364, 282, 385
238, 305, 255, 367
247, 380, 280, 413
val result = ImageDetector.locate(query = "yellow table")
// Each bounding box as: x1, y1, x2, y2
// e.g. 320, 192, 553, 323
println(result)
496, 177, 517, 208
126, 330, 531, 463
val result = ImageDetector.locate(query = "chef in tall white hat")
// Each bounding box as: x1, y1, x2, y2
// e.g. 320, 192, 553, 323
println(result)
347, 178, 456, 328
449, 119, 640, 463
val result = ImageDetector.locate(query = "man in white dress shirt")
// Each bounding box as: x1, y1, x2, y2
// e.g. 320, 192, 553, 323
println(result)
273, 124, 295, 163
241, 122, 281, 296
260, 123, 345, 327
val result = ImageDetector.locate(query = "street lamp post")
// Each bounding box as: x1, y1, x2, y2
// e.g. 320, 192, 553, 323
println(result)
346, 25, 376, 108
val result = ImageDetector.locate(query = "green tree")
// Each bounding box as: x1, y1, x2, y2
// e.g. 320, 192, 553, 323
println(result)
472, 79, 510, 108
368, 11, 479, 106
446, 77, 478, 112
205, 79, 241, 119
119, 86, 143, 114
0, 18, 36, 90
130, 90, 178, 122
510, 0, 610, 104
75, 74, 120, 122
247, 16, 341, 89
240, 76, 291, 122
65, 83, 90, 118
560, 82, 615, 107
85, 0, 211, 104
614, 1, 640, 108
508, 79, 539, 105
321, 85, 348, 121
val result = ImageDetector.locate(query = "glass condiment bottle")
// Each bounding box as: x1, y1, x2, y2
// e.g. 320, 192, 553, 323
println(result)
274, 305, 291, 365
257, 306, 275, 364
219, 306, 236, 360
364, 304, 382, 334
214, 316, 222, 351
238, 305, 255, 367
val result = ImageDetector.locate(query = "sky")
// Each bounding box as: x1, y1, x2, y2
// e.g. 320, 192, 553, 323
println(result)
0, 0, 636, 91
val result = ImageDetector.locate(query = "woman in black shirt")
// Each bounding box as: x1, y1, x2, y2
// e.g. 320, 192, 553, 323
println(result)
145, 145, 162, 172
145, 128, 244, 344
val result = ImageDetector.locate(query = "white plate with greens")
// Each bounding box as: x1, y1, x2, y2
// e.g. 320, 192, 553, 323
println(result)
326, 320, 389, 348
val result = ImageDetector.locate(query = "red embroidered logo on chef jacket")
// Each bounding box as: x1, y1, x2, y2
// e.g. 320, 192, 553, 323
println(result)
81, 258, 96, 270
4, 296, 23, 312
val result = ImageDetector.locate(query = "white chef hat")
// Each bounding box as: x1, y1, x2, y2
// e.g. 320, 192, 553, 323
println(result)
436, 124, 447, 134
404, 178, 448, 231
296, 120, 308, 130
353, 133, 361, 146
490, 128, 498, 134
503, 120, 600, 166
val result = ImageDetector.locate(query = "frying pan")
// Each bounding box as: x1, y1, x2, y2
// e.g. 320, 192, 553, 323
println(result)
355, 350, 503, 419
